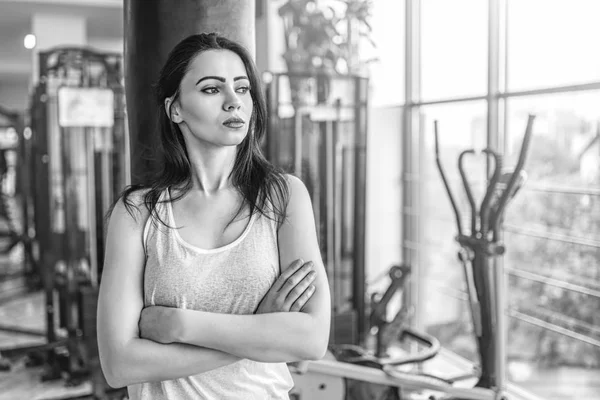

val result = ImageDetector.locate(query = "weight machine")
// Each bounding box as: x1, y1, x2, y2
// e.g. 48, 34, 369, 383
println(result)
0, 47, 129, 399
264, 71, 369, 346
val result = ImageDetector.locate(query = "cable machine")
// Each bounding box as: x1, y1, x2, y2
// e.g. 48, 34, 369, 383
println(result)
0, 47, 129, 399
264, 71, 369, 346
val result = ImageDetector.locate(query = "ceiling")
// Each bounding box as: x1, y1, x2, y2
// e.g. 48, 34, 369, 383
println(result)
0, 0, 123, 83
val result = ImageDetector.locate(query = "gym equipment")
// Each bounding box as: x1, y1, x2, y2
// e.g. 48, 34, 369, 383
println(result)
290, 264, 487, 400
433, 115, 535, 392
288, 116, 535, 400
264, 71, 369, 345
0, 47, 129, 399
0, 106, 36, 293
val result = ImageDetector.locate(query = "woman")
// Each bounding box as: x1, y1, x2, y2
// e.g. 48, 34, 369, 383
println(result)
97, 33, 330, 399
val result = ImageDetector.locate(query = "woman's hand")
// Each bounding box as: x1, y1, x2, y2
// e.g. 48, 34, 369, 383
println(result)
256, 259, 317, 314
139, 306, 182, 344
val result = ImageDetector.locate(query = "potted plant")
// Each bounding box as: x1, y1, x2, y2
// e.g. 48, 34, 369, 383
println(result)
276, 0, 376, 103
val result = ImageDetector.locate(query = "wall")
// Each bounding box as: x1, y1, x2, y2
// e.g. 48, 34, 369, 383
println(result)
0, 79, 30, 112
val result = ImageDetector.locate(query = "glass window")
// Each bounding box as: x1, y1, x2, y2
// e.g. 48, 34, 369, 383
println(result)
507, 0, 600, 91
421, 0, 488, 101
504, 92, 600, 399
505, 91, 600, 186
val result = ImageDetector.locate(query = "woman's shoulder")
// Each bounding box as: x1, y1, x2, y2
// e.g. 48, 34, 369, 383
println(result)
281, 174, 310, 203
112, 186, 155, 226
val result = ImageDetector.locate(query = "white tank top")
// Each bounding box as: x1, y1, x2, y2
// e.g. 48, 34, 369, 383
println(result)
127, 189, 294, 400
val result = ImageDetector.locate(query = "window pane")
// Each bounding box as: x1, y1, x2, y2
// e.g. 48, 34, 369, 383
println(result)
505, 92, 600, 399
506, 91, 600, 187
421, 0, 488, 100
507, 314, 600, 399
421, 101, 488, 180
368, 0, 405, 107
507, 0, 600, 91
418, 102, 487, 362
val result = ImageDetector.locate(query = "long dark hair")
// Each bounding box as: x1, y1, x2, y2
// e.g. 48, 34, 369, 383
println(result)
117, 33, 289, 227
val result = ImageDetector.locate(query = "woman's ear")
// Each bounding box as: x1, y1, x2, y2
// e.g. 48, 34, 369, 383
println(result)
165, 97, 183, 123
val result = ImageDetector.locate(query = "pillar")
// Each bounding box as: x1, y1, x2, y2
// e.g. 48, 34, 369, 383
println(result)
124, 0, 256, 184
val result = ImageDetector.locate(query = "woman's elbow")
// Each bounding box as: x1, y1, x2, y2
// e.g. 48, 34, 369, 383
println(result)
98, 344, 132, 388
301, 329, 329, 361
307, 338, 328, 361
99, 353, 127, 388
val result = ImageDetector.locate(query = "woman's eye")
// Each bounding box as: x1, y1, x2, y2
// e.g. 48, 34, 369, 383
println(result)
202, 87, 218, 94
236, 86, 250, 94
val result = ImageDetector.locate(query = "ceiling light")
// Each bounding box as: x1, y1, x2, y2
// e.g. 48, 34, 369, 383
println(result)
24, 34, 36, 49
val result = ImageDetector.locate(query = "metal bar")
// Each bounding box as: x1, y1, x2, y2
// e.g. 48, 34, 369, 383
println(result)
303, 359, 496, 399
293, 111, 302, 175
499, 81, 600, 98
517, 305, 600, 337
405, 0, 424, 331
352, 77, 368, 342
522, 182, 600, 196
333, 116, 343, 314
325, 120, 335, 307
274, 102, 365, 109
409, 81, 600, 107
87, 130, 98, 288
404, 212, 600, 249
505, 224, 600, 248
506, 267, 600, 299
0, 324, 45, 337
509, 310, 600, 348
415, 95, 488, 106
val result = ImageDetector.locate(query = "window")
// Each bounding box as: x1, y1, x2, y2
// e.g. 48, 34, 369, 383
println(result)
507, 0, 600, 91
421, 0, 488, 100
404, 1, 600, 398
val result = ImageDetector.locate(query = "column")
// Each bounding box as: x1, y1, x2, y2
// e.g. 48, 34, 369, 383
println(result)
124, 0, 255, 184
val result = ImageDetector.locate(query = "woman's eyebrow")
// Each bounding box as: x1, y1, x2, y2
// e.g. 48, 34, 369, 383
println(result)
196, 75, 249, 85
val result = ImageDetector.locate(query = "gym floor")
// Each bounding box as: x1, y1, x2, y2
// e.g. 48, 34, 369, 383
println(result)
0, 292, 95, 400
0, 249, 96, 400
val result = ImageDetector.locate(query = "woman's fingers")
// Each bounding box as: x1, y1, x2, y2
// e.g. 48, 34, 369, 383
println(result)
279, 261, 313, 294
272, 259, 305, 292
289, 284, 316, 312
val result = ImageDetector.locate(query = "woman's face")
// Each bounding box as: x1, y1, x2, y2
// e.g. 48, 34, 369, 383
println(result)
172, 49, 253, 148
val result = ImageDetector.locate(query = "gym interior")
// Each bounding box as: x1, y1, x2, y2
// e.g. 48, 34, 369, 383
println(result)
0, 1, 598, 399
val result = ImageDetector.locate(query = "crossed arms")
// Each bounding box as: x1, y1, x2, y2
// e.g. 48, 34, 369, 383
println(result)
97, 176, 330, 388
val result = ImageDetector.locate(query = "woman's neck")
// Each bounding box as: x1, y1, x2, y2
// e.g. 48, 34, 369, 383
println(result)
186, 145, 238, 195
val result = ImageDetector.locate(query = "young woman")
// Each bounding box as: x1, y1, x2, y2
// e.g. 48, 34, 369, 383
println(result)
97, 33, 330, 399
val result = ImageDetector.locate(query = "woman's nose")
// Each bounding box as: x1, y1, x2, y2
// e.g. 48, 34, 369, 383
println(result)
223, 90, 242, 111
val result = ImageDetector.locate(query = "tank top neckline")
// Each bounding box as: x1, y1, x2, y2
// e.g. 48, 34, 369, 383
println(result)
165, 188, 258, 254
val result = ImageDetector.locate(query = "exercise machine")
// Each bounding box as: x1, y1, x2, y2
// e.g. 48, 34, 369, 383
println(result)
0, 47, 129, 399
288, 116, 536, 400
0, 106, 36, 293
264, 71, 369, 346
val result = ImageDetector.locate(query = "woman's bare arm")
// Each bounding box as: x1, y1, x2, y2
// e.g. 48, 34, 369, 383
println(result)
97, 196, 240, 388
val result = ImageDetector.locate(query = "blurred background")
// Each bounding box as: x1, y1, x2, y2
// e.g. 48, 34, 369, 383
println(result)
0, 1, 598, 399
